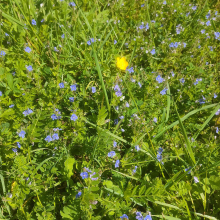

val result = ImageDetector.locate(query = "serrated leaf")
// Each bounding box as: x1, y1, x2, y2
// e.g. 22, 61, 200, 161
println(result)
97, 106, 108, 126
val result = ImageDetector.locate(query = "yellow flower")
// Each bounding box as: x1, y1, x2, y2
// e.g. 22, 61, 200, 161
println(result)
116, 57, 128, 71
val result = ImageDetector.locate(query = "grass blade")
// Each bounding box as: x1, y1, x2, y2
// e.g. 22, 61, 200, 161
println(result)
174, 103, 196, 164
166, 82, 171, 122
154, 103, 218, 139
193, 104, 220, 140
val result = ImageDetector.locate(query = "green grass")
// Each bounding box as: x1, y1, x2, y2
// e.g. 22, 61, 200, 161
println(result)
0, 0, 220, 219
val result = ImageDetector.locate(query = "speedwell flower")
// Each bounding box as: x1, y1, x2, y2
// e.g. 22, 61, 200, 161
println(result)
116, 57, 128, 70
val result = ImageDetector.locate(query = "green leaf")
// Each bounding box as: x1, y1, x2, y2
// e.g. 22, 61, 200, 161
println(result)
6, 73, 14, 90
209, 176, 220, 190
97, 106, 108, 126
64, 158, 76, 178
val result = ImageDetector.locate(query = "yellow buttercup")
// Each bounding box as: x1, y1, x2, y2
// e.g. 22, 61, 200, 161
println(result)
116, 57, 128, 71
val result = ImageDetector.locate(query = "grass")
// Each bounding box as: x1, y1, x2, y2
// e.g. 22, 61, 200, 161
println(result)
0, 0, 220, 219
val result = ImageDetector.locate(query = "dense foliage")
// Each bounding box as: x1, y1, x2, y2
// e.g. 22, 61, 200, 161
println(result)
0, 0, 220, 219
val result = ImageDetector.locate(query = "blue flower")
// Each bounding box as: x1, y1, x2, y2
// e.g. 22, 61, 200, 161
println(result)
53, 128, 62, 131
216, 127, 219, 134
84, 167, 92, 173
114, 40, 117, 44
125, 102, 129, 107
114, 84, 122, 97
16, 142, 21, 148
69, 2, 76, 6
41, 19, 44, 22
174, 42, 178, 48
133, 166, 137, 174
201, 29, 205, 34
19, 130, 26, 138
70, 84, 77, 91
208, 46, 213, 51
160, 87, 168, 95
115, 106, 119, 111
80, 172, 89, 179
141, 4, 145, 7
126, 67, 134, 73
119, 115, 124, 120
75, 191, 82, 198
107, 151, 116, 158
192, 6, 197, 10
91, 38, 95, 43
45, 135, 53, 142
121, 128, 125, 132
71, 114, 78, 121
215, 11, 218, 16
120, 214, 129, 219
206, 20, 211, 26
198, 45, 201, 49
9, 104, 14, 108
171, 71, 175, 77
136, 212, 143, 220
52, 133, 59, 141
51, 114, 58, 120
199, 98, 205, 104
23, 108, 33, 116
214, 93, 217, 98
206, 13, 211, 19
5, 33, 9, 36
176, 24, 182, 34
216, 109, 220, 115
135, 145, 140, 151
153, 117, 157, 123
90, 172, 99, 180
61, 34, 65, 39
214, 32, 220, 40
180, 78, 185, 84
138, 82, 142, 88
12, 148, 17, 153
113, 141, 117, 147
69, 97, 74, 102
32, 19, 37, 25
185, 167, 192, 174
26, 65, 33, 71
183, 42, 186, 48
158, 147, 163, 154
0, 51, 6, 57
157, 154, 162, 162
186, 12, 190, 17
114, 119, 118, 125
59, 82, 64, 88
139, 24, 144, 29
145, 23, 149, 30
169, 42, 174, 48
87, 40, 91, 45
150, 49, 156, 55
92, 87, 96, 93
115, 160, 120, 168
54, 47, 59, 52
163, 1, 166, 4
156, 75, 164, 83
144, 215, 152, 220
25, 47, 31, 53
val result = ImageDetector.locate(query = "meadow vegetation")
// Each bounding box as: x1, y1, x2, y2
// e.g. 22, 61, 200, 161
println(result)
0, 0, 220, 219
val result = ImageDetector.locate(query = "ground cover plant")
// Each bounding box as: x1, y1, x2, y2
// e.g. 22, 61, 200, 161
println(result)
0, 0, 220, 219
